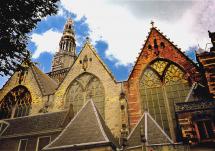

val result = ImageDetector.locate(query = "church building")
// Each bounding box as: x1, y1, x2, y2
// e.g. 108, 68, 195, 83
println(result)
0, 19, 214, 151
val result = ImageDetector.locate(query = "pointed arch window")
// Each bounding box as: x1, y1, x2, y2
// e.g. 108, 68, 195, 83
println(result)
0, 86, 32, 119
140, 59, 192, 136
66, 73, 105, 117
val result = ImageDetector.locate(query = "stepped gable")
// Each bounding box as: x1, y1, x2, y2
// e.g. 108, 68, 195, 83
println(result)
44, 100, 119, 151
31, 65, 58, 96
0, 110, 67, 138
127, 111, 173, 148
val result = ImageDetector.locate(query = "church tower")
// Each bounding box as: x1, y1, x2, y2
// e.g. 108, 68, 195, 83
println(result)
52, 18, 77, 71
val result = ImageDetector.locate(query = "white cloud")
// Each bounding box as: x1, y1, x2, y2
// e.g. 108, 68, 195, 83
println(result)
60, 0, 149, 65
31, 29, 62, 58
30, 0, 213, 65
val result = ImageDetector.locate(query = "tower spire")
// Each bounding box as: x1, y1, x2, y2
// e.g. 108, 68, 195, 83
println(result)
52, 18, 77, 72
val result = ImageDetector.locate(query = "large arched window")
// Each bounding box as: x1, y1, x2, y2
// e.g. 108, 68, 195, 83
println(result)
0, 86, 32, 119
140, 60, 192, 135
65, 73, 105, 117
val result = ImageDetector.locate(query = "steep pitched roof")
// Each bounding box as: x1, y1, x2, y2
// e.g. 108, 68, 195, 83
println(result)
127, 111, 173, 148
31, 65, 58, 96
0, 110, 67, 138
44, 100, 118, 150
128, 26, 199, 81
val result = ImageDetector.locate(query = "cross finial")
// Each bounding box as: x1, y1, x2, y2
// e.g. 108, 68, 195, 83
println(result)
151, 20, 154, 28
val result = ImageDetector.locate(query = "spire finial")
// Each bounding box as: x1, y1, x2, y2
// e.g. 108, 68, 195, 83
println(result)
86, 37, 90, 43
64, 18, 73, 31
151, 20, 154, 28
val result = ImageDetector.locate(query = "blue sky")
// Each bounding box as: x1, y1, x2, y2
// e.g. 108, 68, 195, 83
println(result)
0, 0, 214, 88
30, 14, 133, 80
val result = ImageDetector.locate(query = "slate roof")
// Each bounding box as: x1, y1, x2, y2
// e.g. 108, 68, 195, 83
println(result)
0, 110, 67, 138
44, 100, 119, 150
31, 65, 58, 96
126, 111, 173, 149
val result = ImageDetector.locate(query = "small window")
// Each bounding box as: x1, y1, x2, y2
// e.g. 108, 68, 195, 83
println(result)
36, 136, 51, 151
154, 39, 158, 49
148, 44, 152, 50
18, 139, 28, 151
160, 42, 165, 48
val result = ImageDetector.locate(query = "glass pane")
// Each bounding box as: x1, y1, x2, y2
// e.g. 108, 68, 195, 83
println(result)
140, 68, 170, 133
151, 60, 168, 76
0, 86, 32, 119
66, 73, 105, 117
164, 64, 187, 84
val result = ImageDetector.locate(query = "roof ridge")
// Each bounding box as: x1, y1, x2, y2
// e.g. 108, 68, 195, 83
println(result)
146, 112, 174, 144
31, 65, 58, 96
89, 100, 109, 142
127, 111, 174, 147
127, 113, 145, 140
4, 110, 67, 121
43, 100, 91, 150
44, 100, 118, 150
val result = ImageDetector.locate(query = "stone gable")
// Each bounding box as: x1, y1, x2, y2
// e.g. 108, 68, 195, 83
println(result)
52, 41, 122, 137
0, 66, 45, 116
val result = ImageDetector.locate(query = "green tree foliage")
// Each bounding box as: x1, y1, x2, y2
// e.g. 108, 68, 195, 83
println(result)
0, 0, 59, 76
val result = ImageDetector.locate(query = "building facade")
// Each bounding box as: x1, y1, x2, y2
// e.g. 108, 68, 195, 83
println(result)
0, 19, 214, 151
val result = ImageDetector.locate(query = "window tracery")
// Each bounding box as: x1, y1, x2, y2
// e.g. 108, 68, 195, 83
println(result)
66, 73, 105, 117
140, 68, 169, 134
0, 86, 31, 119
151, 61, 168, 76
164, 64, 187, 84
140, 59, 192, 135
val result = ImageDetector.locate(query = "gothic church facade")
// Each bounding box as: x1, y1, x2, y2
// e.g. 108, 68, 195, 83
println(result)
0, 19, 214, 151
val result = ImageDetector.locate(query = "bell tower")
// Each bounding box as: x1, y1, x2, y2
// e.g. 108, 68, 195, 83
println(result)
52, 18, 77, 71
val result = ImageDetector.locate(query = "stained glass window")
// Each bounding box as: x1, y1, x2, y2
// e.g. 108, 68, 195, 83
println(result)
66, 73, 105, 117
140, 59, 192, 136
151, 60, 168, 76
140, 68, 170, 135
0, 86, 31, 119
164, 64, 191, 124
164, 64, 187, 84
